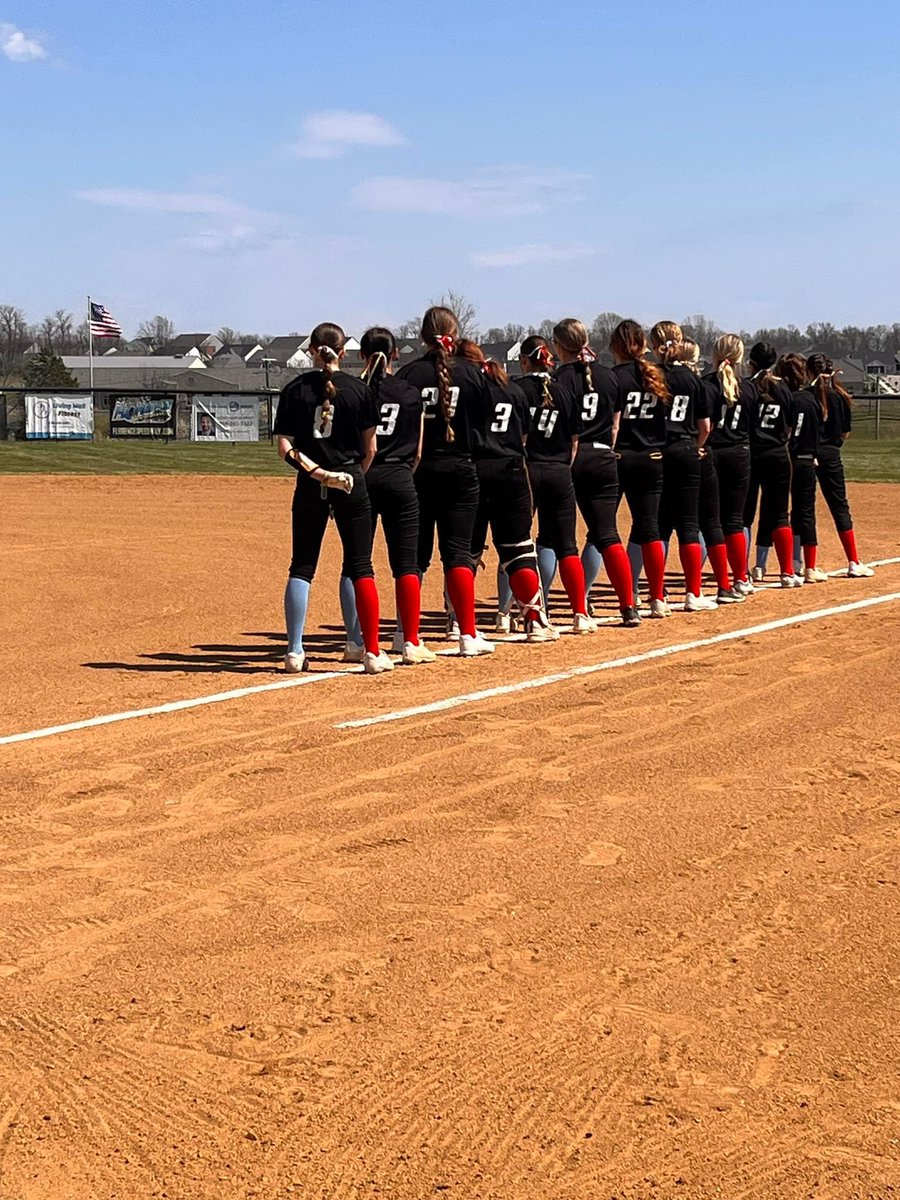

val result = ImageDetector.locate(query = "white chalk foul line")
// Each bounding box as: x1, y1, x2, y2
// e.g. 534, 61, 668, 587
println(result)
335, 589, 900, 730
0, 666, 357, 747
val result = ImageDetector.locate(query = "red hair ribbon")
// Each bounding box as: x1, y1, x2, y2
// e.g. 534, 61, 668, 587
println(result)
434, 334, 455, 353
535, 345, 554, 369
578, 346, 597, 363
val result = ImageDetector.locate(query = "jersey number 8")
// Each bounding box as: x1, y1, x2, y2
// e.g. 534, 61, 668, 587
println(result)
670, 394, 689, 423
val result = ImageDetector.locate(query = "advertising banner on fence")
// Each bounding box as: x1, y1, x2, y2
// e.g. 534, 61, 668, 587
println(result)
110, 393, 176, 439
190, 395, 259, 442
25, 394, 93, 440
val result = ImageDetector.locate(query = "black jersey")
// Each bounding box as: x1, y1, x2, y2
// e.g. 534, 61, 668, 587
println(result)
704, 373, 756, 448
472, 376, 531, 459
521, 373, 583, 463
749, 377, 795, 450
370, 375, 423, 466
395, 354, 487, 459
663, 364, 710, 442
613, 361, 669, 451
274, 370, 378, 467
820, 387, 852, 447
555, 360, 618, 447
790, 390, 821, 458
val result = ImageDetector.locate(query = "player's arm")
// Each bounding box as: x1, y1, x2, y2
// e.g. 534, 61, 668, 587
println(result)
278, 435, 353, 492
413, 412, 425, 471
697, 417, 711, 450
611, 410, 621, 446
360, 426, 376, 473
570, 436, 579, 465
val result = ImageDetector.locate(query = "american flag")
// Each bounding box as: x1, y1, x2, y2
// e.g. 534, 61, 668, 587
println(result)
89, 301, 122, 339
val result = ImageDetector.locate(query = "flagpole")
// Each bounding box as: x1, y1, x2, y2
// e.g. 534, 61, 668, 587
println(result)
87, 295, 95, 394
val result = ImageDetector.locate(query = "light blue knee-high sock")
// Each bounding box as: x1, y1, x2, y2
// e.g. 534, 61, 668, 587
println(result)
755, 543, 771, 572
743, 526, 753, 572
792, 534, 802, 575
444, 583, 456, 630
698, 532, 708, 570
284, 577, 311, 654
582, 542, 604, 607
626, 540, 643, 605
537, 545, 557, 602
497, 565, 513, 613
339, 575, 363, 647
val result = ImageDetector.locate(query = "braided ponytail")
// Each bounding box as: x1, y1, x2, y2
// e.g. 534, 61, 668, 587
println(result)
310, 321, 345, 434
650, 320, 685, 370
611, 319, 670, 403
421, 305, 459, 444
806, 352, 834, 421
552, 317, 601, 405
713, 334, 744, 407
360, 326, 396, 401
520, 334, 556, 408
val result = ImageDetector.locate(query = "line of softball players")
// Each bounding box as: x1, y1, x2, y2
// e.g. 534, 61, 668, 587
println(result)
273, 311, 874, 676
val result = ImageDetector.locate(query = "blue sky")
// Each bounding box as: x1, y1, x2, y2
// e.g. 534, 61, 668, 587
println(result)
3, 0, 898, 338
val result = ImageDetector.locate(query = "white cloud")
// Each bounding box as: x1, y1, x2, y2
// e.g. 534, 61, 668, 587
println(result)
75, 188, 254, 217
472, 242, 600, 268
291, 111, 406, 159
352, 168, 587, 218
1, 22, 47, 61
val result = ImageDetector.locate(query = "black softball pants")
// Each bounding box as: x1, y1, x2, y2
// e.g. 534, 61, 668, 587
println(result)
698, 450, 724, 547
790, 456, 818, 546
529, 461, 579, 558
712, 443, 751, 536
472, 456, 534, 564
289, 466, 374, 582
415, 456, 479, 574
658, 440, 701, 544
816, 445, 853, 533
752, 446, 792, 545
616, 448, 663, 544
365, 461, 419, 579
572, 449, 621, 550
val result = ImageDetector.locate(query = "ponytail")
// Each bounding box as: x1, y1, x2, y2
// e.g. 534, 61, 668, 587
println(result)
650, 320, 684, 369
520, 334, 555, 408
309, 321, 345, 433
749, 341, 778, 400
806, 352, 843, 419
455, 338, 509, 387
611, 319, 671, 403
421, 305, 459, 443
713, 334, 744, 407
360, 325, 396, 400
552, 317, 601, 400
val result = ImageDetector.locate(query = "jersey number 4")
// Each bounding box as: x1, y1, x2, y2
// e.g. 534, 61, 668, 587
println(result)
421, 386, 460, 420
536, 408, 559, 436
376, 402, 400, 437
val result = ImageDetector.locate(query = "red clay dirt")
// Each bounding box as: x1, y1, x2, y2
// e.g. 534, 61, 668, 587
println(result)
0, 475, 898, 1199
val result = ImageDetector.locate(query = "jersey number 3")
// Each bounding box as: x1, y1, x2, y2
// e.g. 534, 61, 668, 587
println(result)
490, 401, 513, 433
377, 402, 400, 437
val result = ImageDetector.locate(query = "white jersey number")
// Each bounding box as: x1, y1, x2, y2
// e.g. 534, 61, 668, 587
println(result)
536, 408, 559, 437
670, 394, 689, 423
760, 403, 780, 429
582, 392, 599, 423
376, 402, 400, 438
624, 391, 657, 420
422, 386, 460, 420
794, 412, 805, 436
491, 401, 513, 434
718, 403, 742, 431
313, 406, 333, 439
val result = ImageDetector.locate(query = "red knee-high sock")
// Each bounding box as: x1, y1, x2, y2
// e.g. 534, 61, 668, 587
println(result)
642, 541, 666, 602
509, 566, 542, 620
803, 544, 817, 569
679, 541, 703, 597
772, 526, 794, 574
395, 573, 421, 645
707, 542, 731, 590
601, 543, 635, 609
353, 577, 381, 655
726, 531, 748, 582
446, 565, 476, 637
558, 555, 587, 616
839, 528, 859, 563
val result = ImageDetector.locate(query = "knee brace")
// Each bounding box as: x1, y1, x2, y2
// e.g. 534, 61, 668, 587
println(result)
498, 538, 538, 577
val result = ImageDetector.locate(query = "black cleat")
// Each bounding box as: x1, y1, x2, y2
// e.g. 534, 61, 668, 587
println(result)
620, 605, 642, 628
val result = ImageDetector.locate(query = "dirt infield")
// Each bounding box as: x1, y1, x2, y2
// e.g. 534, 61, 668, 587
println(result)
1, 475, 899, 1199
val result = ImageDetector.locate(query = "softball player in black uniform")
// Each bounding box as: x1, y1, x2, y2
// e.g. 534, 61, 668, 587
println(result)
274, 321, 393, 675
610, 320, 670, 618
339, 328, 437, 665
518, 335, 597, 632
744, 341, 799, 587
705, 334, 755, 597
456, 340, 553, 641
396, 306, 494, 656
806, 353, 874, 578
553, 319, 639, 627
779, 354, 824, 582
651, 321, 716, 612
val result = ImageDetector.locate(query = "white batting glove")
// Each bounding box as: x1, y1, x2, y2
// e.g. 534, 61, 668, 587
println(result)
321, 470, 354, 493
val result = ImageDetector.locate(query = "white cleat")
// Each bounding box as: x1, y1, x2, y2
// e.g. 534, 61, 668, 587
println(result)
751, 566, 766, 583
401, 640, 438, 665
684, 592, 718, 612
648, 598, 671, 619
572, 612, 597, 634
848, 561, 874, 578
494, 612, 512, 635
716, 586, 745, 604
459, 632, 495, 657
284, 651, 307, 674
733, 578, 754, 596
525, 614, 561, 643
363, 650, 395, 675
342, 640, 367, 663
780, 573, 802, 588
446, 617, 461, 640
804, 566, 828, 583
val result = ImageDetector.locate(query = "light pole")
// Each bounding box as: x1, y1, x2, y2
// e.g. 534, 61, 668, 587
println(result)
260, 358, 278, 442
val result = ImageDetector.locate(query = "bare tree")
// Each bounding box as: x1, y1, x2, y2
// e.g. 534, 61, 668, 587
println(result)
590, 312, 624, 346
395, 318, 421, 339
430, 290, 479, 340
536, 318, 556, 340
136, 315, 176, 349
681, 313, 723, 354
482, 323, 528, 344
0, 304, 33, 385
